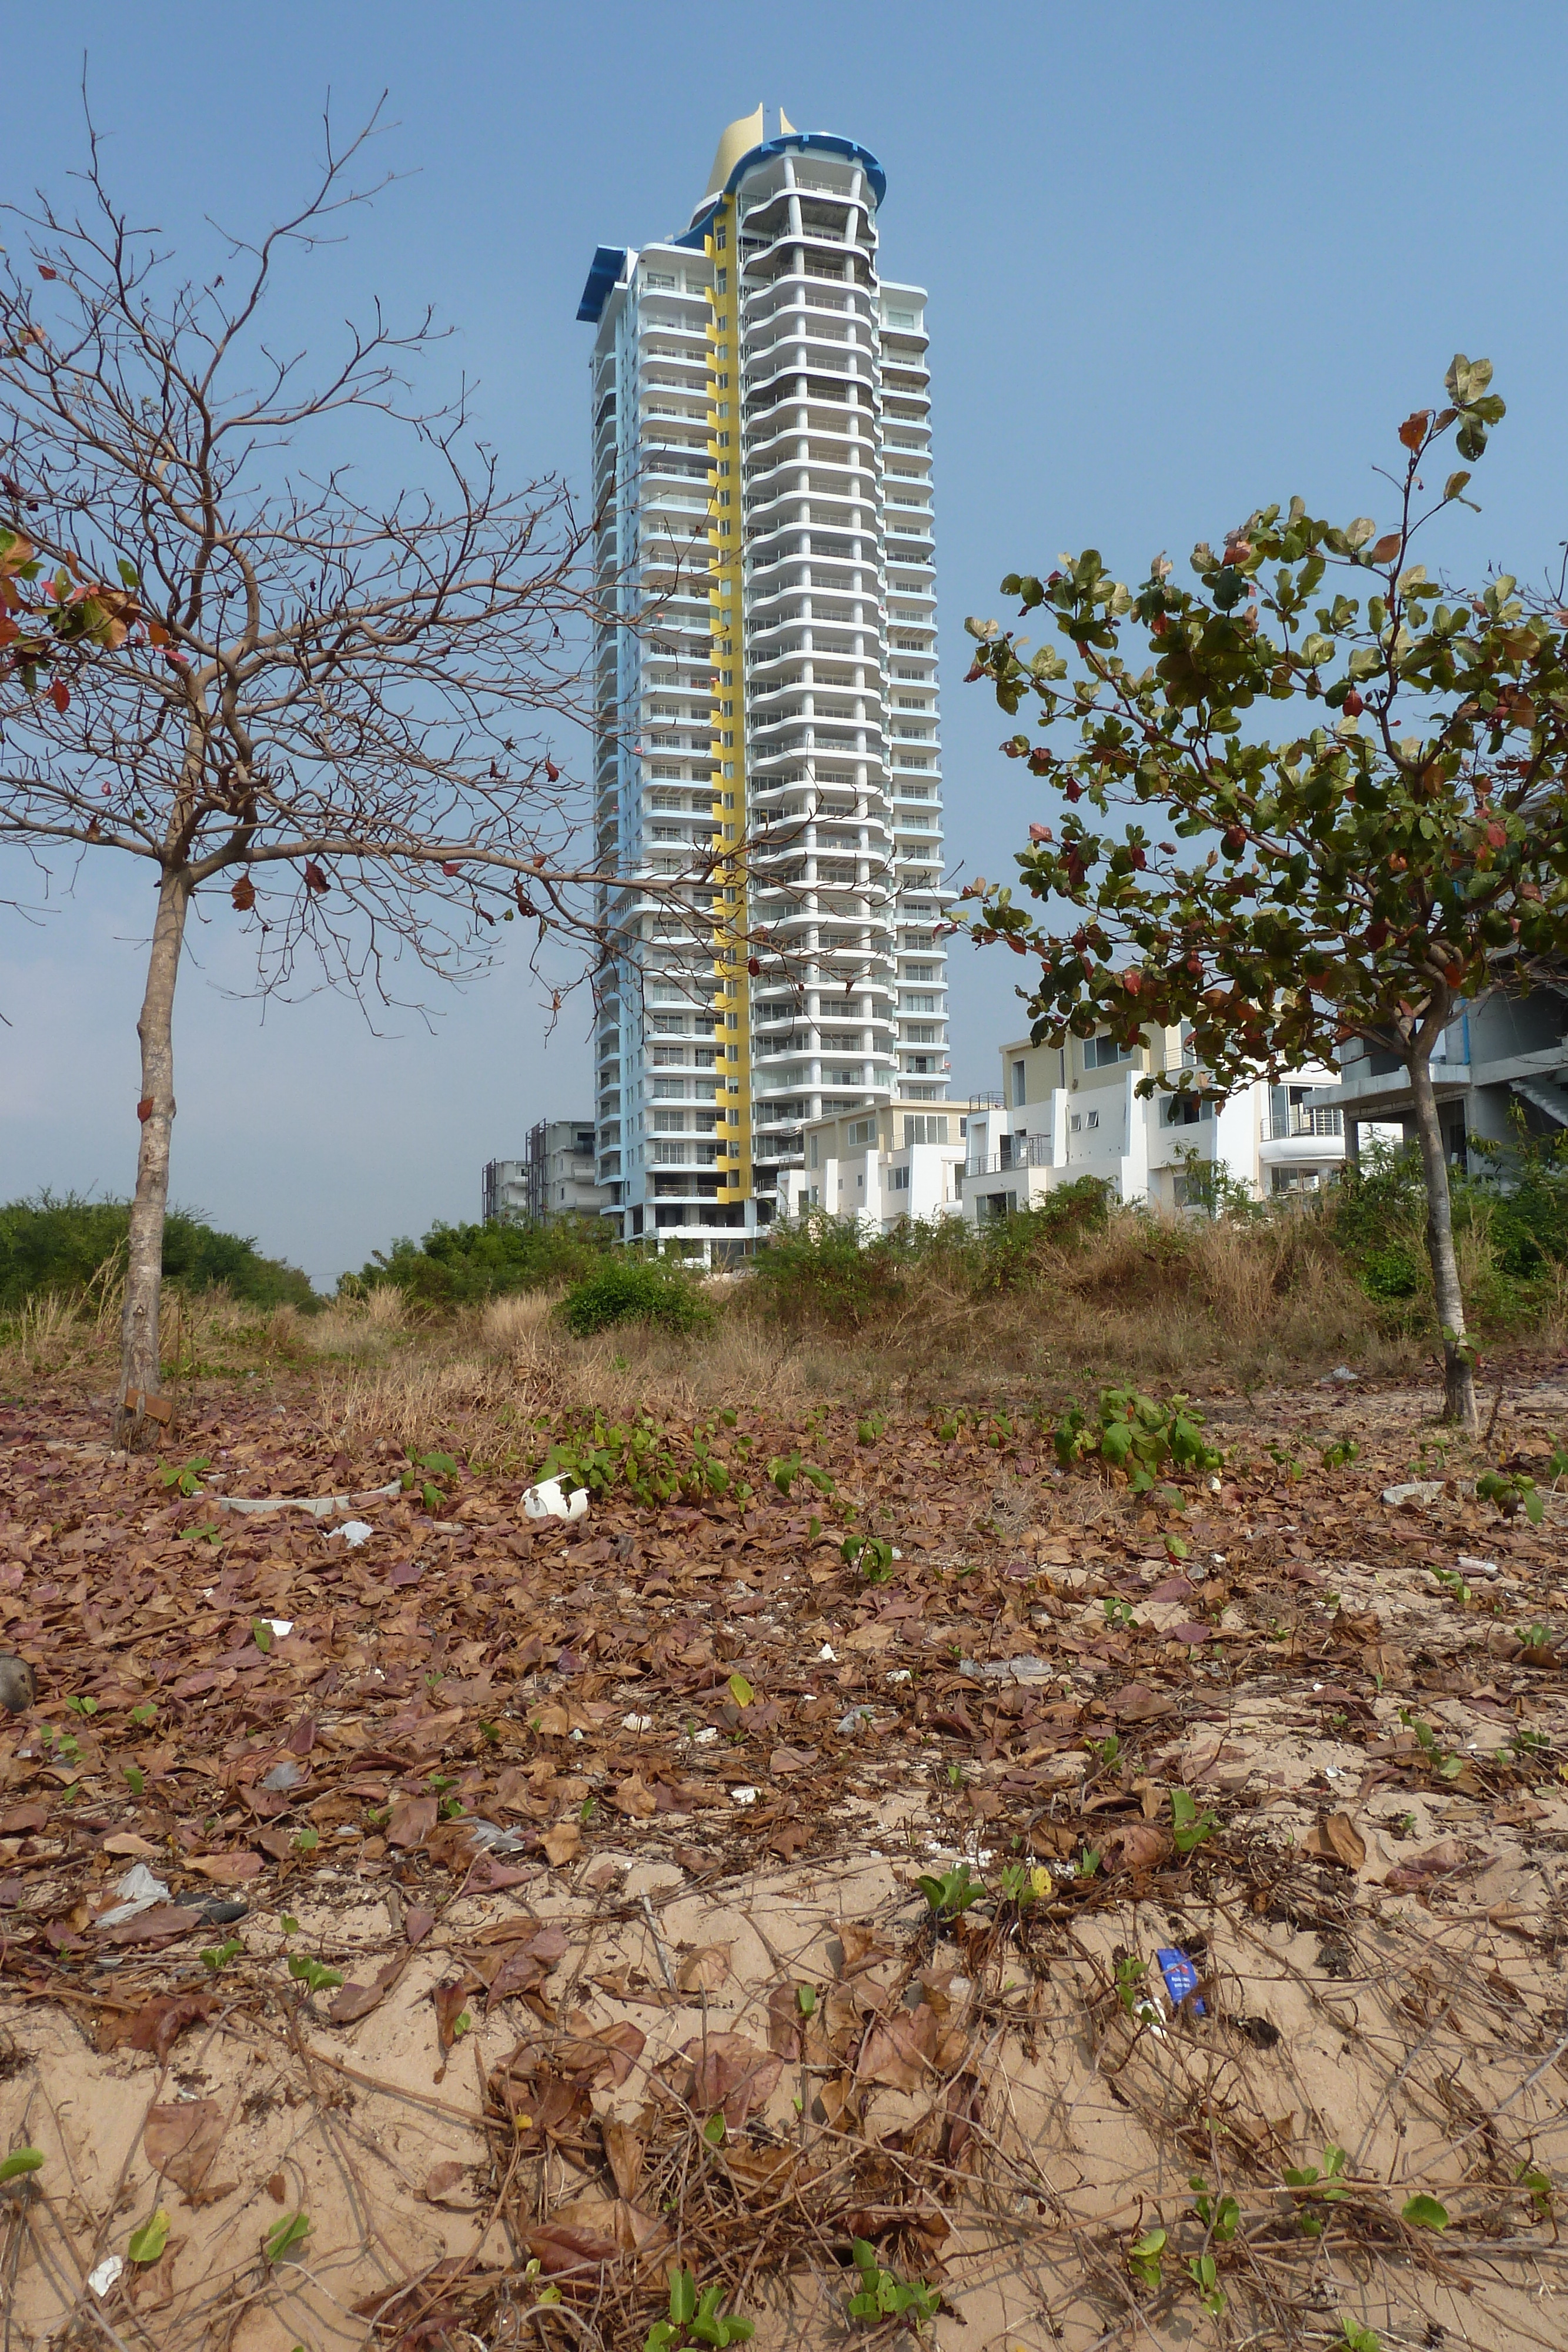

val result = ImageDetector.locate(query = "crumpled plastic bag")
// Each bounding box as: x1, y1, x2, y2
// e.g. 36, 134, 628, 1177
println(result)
95, 1862, 171, 1929
327, 1519, 375, 1546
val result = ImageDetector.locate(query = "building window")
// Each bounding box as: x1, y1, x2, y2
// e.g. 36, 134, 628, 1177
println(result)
848, 1118, 877, 1145
1086, 1110, 1099, 1130
1084, 1033, 1136, 1069
902, 1115, 949, 1144
890, 1165, 911, 1191
1011, 1058, 1027, 1107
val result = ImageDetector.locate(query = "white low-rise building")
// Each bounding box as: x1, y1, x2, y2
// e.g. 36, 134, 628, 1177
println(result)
957, 1028, 1346, 1222
795, 1098, 969, 1231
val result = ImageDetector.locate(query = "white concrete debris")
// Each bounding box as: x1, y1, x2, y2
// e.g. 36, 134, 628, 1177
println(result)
523, 1478, 590, 1522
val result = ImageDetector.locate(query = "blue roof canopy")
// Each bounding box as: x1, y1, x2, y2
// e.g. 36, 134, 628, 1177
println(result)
577, 133, 885, 322
577, 245, 628, 325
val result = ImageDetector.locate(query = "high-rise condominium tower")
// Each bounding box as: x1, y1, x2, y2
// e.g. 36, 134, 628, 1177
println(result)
577, 108, 949, 1259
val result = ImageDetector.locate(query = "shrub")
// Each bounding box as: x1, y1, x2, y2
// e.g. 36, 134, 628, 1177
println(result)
0, 1191, 315, 1311
351, 1214, 610, 1309
751, 1215, 911, 1329
559, 1256, 713, 1338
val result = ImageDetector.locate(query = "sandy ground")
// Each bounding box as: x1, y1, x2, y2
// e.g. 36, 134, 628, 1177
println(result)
2, 1367, 1567, 2349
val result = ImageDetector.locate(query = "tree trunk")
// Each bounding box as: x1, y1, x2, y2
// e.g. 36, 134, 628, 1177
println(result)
1406, 1051, 1477, 1432
113, 868, 190, 1449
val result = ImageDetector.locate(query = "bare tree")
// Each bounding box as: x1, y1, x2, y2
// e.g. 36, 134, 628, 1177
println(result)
0, 111, 695, 1445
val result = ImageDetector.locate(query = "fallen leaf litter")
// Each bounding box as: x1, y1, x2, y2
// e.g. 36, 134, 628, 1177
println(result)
1, 1365, 1566, 2347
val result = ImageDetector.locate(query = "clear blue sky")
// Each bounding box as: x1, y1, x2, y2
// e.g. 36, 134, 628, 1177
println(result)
5, 1, 1566, 1284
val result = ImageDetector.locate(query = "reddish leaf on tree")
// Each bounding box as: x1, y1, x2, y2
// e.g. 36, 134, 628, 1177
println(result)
303, 862, 329, 896
48, 677, 69, 713
230, 874, 256, 911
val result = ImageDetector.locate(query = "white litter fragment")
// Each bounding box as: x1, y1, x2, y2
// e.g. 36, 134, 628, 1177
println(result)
327, 1519, 375, 1546
1457, 1553, 1500, 1578
961, 1655, 1054, 1685
622, 1713, 655, 1733
464, 1820, 534, 1855
1208, 1475, 1223, 1492
730, 1785, 760, 1806
88, 2254, 124, 2298
1325, 1366, 1358, 1384
691, 1726, 720, 1746
213, 1477, 402, 1518
838, 1705, 875, 1733
95, 1863, 170, 1929
815, 1643, 837, 1662
1382, 1480, 1445, 1507
268, 1619, 293, 1638
885, 1668, 912, 1683
523, 1478, 589, 1523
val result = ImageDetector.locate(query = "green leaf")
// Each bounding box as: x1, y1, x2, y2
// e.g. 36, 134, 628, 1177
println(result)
123, 1764, 146, 1796
667, 2266, 698, 2325
1402, 2194, 1449, 2231
251, 1618, 272, 1654
0, 2147, 44, 2184
727, 1672, 753, 1708
265, 2210, 312, 2263
128, 2208, 172, 2263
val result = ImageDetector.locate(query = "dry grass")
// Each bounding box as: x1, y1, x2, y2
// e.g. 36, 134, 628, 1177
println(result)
315, 1289, 826, 1464
735, 1207, 1416, 1413
0, 1203, 1474, 1455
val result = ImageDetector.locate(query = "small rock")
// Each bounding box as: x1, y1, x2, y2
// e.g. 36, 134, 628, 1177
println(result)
0, 1656, 35, 1715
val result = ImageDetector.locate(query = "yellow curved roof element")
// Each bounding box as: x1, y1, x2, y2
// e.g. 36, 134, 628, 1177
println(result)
704, 108, 764, 198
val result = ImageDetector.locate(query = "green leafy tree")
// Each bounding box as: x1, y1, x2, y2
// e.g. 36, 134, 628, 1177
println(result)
962, 358, 1567, 1427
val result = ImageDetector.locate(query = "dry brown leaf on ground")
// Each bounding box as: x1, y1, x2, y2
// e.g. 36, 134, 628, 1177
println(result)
613, 1772, 657, 1818
680, 2032, 783, 2126
523, 2219, 618, 2274
835, 1922, 892, 1977
329, 1955, 406, 2025
676, 1943, 731, 1993
190, 1851, 263, 1883
555, 2019, 647, 2087
432, 1975, 473, 2057
386, 1793, 437, 1848
1111, 1681, 1178, 1721
101, 1993, 218, 2063
423, 2160, 471, 2206
143, 2100, 232, 2204
541, 1818, 583, 1866
1304, 1810, 1367, 1870
1385, 1838, 1476, 1892
1099, 1820, 1174, 1872
603, 2118, 644, 2201
857, 2000, 939, 2090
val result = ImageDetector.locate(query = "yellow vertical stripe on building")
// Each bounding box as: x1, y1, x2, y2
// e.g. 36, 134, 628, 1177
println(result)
706, 195, 750, 1210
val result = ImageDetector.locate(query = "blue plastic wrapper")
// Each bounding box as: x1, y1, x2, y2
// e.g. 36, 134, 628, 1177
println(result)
1155, 1945, 1205, 2014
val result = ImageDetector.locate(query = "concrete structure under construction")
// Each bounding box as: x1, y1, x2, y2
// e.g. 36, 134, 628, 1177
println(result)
483, 1122, 605, 1225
